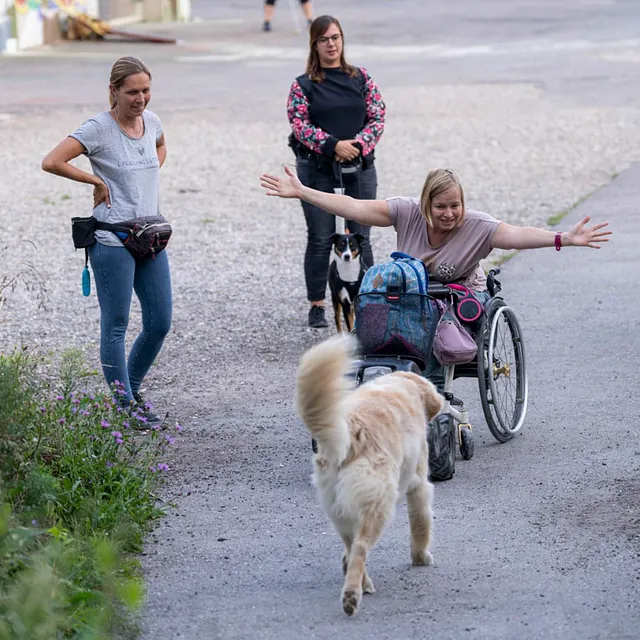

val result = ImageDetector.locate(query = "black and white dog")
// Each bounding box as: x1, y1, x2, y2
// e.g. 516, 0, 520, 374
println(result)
328, 232, 366, 333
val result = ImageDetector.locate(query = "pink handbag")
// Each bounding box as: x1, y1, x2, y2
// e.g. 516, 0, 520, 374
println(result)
432, 302, 478, 366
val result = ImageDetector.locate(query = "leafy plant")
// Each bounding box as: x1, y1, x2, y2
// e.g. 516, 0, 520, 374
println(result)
0, 349, 181, 637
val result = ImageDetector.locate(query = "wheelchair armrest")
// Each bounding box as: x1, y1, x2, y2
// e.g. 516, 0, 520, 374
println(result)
427, 283, 450, 298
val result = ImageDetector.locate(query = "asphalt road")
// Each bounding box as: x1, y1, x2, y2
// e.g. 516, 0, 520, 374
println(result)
1, 1, 639, 638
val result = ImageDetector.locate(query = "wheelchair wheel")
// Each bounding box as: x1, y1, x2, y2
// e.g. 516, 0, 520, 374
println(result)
428, 414, 456, 481
459, 425, 474, 460
477, 298, 528, 443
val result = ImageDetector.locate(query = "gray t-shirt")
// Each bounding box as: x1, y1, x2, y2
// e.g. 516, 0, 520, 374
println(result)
70, 110, 163, 246
386, 197, 501, 290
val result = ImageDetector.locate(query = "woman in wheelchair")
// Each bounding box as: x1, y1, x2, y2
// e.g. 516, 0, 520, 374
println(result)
261, 166, 611, 475
260, 165, 610, 304
260, 166, 610, 271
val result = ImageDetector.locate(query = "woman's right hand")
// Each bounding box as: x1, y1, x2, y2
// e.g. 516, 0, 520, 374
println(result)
335, 139, 361, 162
93, 181, 111, 209
260, 165, 303, 199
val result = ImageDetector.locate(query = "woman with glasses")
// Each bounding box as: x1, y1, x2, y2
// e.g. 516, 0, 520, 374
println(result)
287, 15, 386, 328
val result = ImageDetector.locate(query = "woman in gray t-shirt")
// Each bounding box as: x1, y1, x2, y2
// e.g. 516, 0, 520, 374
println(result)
42, 56, 170, 426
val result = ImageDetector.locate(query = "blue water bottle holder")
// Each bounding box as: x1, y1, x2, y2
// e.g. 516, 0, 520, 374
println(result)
81, 248, 91, 297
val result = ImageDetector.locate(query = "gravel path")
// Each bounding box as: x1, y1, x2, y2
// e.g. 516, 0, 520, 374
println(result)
2, 84, 639, 410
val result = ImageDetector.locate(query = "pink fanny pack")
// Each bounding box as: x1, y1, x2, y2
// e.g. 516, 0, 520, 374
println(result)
447, 284, 483, 324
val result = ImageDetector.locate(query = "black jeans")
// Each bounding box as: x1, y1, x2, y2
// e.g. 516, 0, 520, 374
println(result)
296, 157, 377, 302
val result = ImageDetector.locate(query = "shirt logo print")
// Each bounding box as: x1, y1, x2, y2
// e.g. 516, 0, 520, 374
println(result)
436, 262, 457, 279
137, 147, 145, 156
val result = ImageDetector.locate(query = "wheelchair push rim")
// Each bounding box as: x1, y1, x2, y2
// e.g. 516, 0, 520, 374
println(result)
477, 300, 528, 442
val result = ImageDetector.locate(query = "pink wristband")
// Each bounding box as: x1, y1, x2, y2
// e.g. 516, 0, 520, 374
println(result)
555, 232, 562, 251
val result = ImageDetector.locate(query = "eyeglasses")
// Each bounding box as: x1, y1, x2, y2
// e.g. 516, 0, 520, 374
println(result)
317, 34, 342, 46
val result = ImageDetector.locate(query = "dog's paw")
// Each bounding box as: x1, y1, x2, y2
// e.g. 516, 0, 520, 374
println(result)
411, 549, 434, 566
362, 573, 375, 594
341, 587, 362, 616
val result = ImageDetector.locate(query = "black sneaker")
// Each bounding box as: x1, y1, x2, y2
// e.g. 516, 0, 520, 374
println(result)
132, 393, 166, 429
262, 20, 271, 32
308, 306, 328, 328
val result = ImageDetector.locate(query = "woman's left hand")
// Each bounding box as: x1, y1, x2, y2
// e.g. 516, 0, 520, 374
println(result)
564, 216, 612, 248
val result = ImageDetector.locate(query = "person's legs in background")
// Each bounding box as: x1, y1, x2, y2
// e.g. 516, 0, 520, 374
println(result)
297, 158, 338, 328
343, 164, 377, 268
300, 0, 313, 25
263, 0, 313, 32
263, 0, 276, 31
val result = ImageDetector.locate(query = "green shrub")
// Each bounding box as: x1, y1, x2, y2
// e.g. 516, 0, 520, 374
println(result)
0, 349, 179, 638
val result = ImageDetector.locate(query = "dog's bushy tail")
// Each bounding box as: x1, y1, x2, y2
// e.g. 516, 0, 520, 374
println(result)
295, 335, 355, 462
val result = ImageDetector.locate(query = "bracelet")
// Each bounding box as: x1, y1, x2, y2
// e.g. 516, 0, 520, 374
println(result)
555, 232, 562, 251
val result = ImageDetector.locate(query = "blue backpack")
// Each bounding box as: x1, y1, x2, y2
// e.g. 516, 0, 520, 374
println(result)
354, 252, 439, 366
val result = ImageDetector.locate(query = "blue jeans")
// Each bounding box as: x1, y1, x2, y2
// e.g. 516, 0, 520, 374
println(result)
88, 243, 172, 405
296, 158, 377, 302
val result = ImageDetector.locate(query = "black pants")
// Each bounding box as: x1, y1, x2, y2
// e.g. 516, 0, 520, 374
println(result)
296, 157, 377, 302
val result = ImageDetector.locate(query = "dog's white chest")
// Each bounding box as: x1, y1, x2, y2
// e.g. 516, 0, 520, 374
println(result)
335, 259, 361, 284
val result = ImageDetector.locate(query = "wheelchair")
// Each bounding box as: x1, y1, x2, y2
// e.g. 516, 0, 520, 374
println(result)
350, 268, 528, 481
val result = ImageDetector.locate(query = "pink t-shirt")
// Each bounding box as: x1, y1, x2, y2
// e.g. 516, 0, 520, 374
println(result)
386, 197, 501, 291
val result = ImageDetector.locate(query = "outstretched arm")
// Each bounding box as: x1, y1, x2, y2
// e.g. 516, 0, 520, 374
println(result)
260, 165, 393, 227
492, 216, 611, 250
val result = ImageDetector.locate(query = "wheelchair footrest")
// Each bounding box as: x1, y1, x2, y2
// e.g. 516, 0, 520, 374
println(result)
443, 392, 464, 407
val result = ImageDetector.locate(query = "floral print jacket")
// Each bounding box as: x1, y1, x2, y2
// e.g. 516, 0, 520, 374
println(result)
286, 67, 386, 157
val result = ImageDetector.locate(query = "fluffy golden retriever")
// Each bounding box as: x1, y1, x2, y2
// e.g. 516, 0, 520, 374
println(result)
295, 335, 444, 616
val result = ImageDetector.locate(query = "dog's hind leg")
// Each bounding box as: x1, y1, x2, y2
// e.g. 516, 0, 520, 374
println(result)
341, 509, 387, 616
406, 446, 434, 566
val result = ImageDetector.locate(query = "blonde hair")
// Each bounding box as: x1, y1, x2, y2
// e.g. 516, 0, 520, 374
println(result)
108, 56, 152, 109
419, 169, 465, 227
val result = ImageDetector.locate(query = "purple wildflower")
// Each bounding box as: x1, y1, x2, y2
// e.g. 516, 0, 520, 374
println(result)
80, 409, 90, 416
123, 421, 130, 429
38, 406, 46, 413
156, 463, 170, 472
106, 461, 114, 468
165, 435, 175, 445
111, 431, 123, 439
57, 418, 65, 424
72, 398, 80, 405
71, 407, 78, 414
175, 423, 183, 432
101, 420, 110, 428
149, 465, 157, 473
55, 395, 64, 401
31, 520, 37, 526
